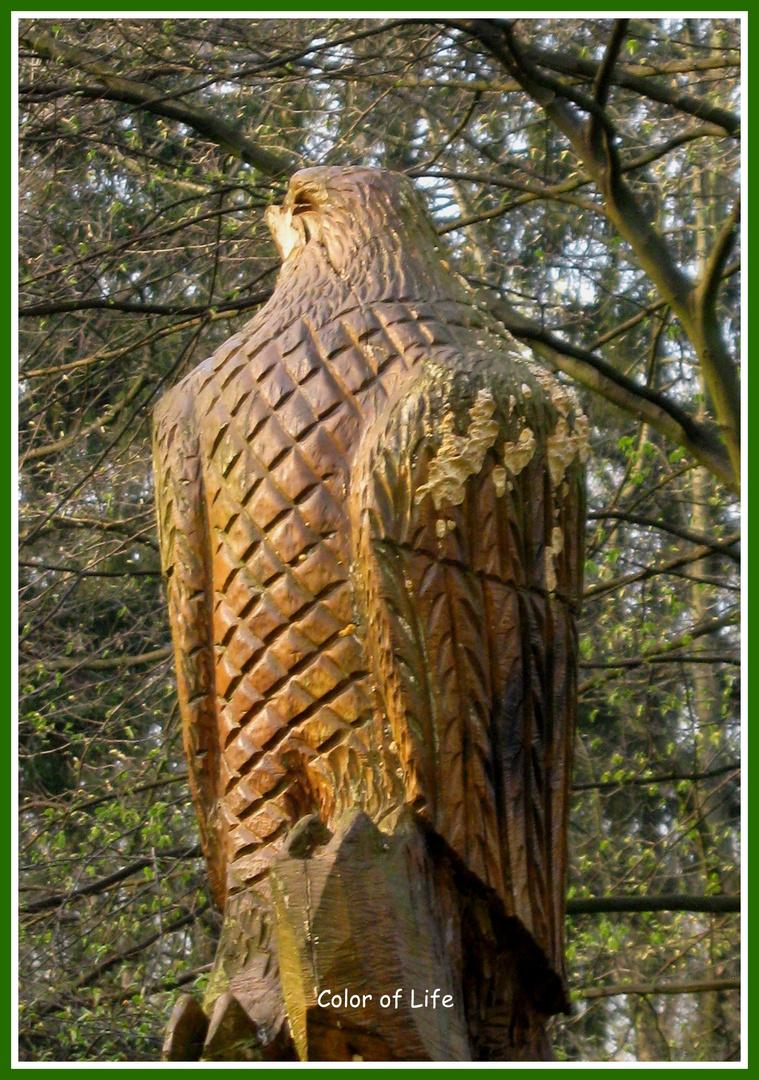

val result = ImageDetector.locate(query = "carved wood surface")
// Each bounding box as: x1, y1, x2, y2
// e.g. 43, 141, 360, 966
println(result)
153, 166, 586, 1060
270, 810, 471, 1061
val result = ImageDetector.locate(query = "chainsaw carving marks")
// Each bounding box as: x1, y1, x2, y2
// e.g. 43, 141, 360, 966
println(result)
153, 169, 586, 1044
153, 387, 226, 906
350, 358, 584, 991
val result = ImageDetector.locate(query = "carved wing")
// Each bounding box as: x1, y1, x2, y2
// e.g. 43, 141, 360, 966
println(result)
350, 360, 585, 1000
153, 373, 227, 907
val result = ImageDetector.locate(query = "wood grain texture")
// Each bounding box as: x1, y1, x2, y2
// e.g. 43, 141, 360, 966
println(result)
153, 387, 227, 906
270, 810, 469, 1061
350, 360, 584, 1007
153, 166, 586, 1059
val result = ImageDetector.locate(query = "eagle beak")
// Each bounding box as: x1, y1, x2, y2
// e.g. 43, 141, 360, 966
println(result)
265, 187, 322, 263
265, 203, 303, 262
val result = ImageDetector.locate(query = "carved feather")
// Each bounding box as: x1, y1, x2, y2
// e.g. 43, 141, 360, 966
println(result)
351, 362, 585, 994
153, 379, 227, 907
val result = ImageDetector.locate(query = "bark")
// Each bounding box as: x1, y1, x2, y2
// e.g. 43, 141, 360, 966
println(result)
568, 894, 739, 915
18, 645, 172, 674
583, 978, 739, 1000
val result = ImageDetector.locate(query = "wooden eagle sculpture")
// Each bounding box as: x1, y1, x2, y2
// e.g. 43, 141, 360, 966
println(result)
153, 166, 587, 1062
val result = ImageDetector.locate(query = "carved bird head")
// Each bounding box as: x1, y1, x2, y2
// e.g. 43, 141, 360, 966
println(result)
265, 166, 457, 299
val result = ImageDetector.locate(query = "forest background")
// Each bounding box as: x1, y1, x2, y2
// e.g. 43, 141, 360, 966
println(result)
16, 15, 742, 1062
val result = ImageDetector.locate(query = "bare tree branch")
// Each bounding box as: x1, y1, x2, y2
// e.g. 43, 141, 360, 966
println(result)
592, 19, 629, 107
623, 125, 729, 171
19, 290, 273, 319
524, 42, 740, 137
582, 534, 740, 602
21, 375, 148, 463
567, 894, 739, 915
100, 963, 213, 1004
477, 286, 737, 492
580, 653, 738, 669
587, 510, 740, 562
693, 194, 741, 325
19, 646, 172, 675
21, 845, 202, 913
574, 762, 739, 792
457, 19, 741, 491
579, 977, 739, 999
19, 561, 161, 578
20, 30, 296, 177
18, 513, 158, 550
73, 904, 210, 991
21, 772, 190, 817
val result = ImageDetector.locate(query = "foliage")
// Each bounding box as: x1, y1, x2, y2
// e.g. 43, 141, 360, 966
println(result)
17, 17, 740, 1062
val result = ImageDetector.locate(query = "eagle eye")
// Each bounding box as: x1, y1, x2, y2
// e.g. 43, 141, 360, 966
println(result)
292, 191, 315, 215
